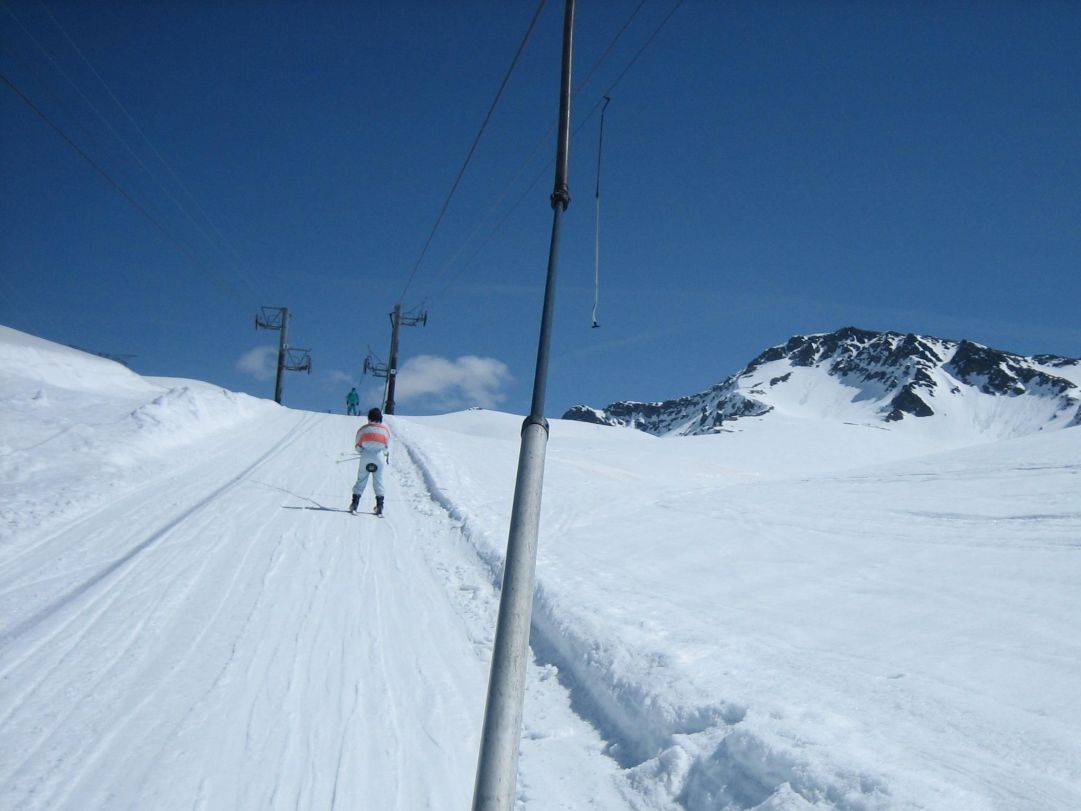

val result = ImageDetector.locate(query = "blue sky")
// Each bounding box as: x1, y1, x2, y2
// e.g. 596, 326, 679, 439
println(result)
3, 0, 1080, 417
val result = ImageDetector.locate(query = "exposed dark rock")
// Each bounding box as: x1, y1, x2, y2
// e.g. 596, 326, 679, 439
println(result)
885, 385, 935, 422
561, 406, 611, 425
1034, 354, 1080, 369
946, 341, 1074, 397
564, 327, 1079, 437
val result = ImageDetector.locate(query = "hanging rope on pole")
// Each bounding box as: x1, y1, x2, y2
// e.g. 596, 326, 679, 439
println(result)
592, 95, 611, 328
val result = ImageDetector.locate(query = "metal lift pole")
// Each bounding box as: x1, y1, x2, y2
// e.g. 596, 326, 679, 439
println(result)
470, 1, 575, 809
274, 307, 288, 405
384, 304, 402, 414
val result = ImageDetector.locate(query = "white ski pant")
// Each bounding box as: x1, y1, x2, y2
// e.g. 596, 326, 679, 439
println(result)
353, 448, 387, 498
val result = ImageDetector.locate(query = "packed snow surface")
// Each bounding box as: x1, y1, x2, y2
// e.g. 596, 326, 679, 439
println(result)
2, 324, 1079, 810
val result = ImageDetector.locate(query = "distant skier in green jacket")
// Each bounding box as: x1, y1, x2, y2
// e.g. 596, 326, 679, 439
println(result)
345, 387, 360, 416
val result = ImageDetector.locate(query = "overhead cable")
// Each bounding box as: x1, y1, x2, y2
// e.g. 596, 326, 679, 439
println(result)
35, 0, 262, 296
419, 0, 646, 306
592, 0, 683, 113
0, 72, 244, 301
397, 0, 548, 304
572, 0, 647, 98
422, 0, 681, 308
420, 1, 646, 306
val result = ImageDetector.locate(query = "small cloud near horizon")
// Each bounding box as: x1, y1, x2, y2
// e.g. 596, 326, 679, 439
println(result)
394, 355, 512, 410
236, 346, 277, 381
326, 369, 355, 387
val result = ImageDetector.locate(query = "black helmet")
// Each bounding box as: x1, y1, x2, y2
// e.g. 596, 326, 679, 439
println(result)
368, 407, 383, 422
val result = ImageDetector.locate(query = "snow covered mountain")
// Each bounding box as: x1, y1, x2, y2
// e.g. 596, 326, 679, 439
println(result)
564, 326, 1081, 440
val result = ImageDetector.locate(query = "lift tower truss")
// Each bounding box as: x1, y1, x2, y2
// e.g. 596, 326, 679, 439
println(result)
254, 306, 311, 404
383, 304, 427, 415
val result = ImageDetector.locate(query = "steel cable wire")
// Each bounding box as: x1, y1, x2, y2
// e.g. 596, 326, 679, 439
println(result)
396, 0, 549, 305
421, 0, 684, 311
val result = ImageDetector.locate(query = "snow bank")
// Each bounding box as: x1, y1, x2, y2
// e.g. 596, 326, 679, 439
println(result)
0, 326, 278, 544
0, 325, 157, 395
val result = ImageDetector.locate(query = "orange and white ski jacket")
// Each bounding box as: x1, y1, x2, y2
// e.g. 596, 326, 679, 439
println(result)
355, 422, 391, 453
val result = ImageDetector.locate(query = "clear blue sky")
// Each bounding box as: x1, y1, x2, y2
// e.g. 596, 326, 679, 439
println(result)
3, 0, 1080, 416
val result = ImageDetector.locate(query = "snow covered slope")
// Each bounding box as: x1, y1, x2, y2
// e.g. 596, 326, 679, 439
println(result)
0, 325, 280, 543
564, 327, 1081, 445
399, 410, 1081, 810
0, 327, 626, 810
3, 325, 1080, 810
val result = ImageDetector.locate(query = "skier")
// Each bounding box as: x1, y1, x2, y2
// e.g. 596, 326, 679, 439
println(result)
350, 407, 390, 515
345, 387, 360, 416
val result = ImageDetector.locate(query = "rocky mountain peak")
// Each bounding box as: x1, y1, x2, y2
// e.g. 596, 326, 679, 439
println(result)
563, 327, 1081, 439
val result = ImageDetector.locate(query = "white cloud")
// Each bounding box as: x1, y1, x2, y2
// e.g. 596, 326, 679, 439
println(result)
394, 355, 512, 410
326, 369, 355, 386
236, 346, 277, 380
360, 381, 386, 409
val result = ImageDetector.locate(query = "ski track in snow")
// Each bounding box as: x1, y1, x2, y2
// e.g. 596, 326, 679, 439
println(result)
2, 415, 488, 808
0, 408, 633, 810
0, 413, 318, 654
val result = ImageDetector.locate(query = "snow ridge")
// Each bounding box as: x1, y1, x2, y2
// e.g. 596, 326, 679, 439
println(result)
1, 330, 278, 543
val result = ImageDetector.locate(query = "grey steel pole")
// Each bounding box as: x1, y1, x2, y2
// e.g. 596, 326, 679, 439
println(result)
471, 1, 574, 809
385, 303, 402, 415
274, 307, 288, 405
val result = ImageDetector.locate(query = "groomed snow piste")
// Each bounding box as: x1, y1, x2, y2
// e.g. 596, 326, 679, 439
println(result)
2, 325, 1079, 810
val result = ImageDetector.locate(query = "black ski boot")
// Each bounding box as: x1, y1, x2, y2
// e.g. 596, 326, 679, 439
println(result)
349, 493, 360, 513
374, 496, 384, 517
